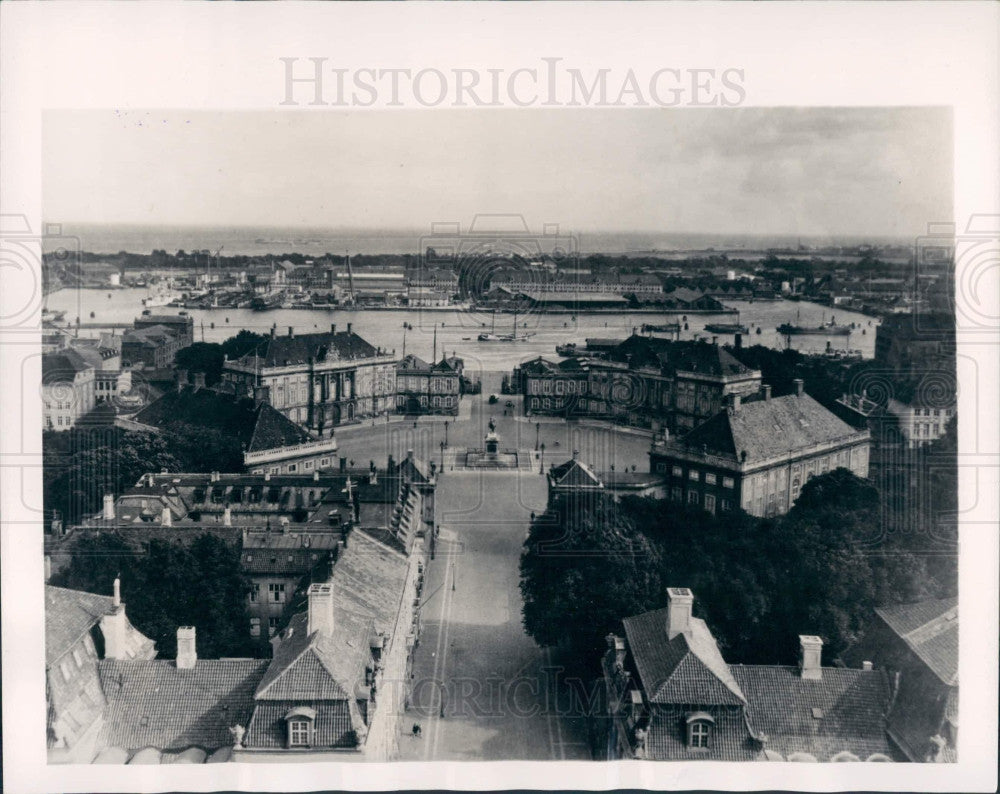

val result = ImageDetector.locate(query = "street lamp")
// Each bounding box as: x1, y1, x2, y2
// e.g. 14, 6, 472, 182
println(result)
535, 422, 540, 451
444, 420, 449, 448
539, 442, 546, 474
440, 440, 445, 470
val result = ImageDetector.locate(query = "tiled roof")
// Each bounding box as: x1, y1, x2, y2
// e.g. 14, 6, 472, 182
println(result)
731, 665, 892, 761
644, 704, 760, 761
45, 585, 114, 666
42, 349, 93, 378
885, 663, 956, 762
612, 336, 755, 379
245, 699, 356, 749
548, 459, 603, 488
98, 659, 268, 752
233, 330, 380, 368
241, 535, 338, 576
876, 598, 957, 685
623, 609, 745, 706
679, 393, 865, 462
332, 529, 408, 636
133, 386, 313, 453
397, 354, 431, 372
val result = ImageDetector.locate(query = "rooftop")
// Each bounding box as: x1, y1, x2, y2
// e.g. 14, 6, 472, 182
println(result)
45, 585, 113, 666
98, 659, 268, 752
230, 330, 382, 368
876, 597, 958, 685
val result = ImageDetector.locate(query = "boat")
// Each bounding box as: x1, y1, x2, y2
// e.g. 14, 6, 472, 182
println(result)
777, 311, 851, 336
41, 309, 66, 324
704, 322, 749, 335
478, 333, 502, 341
641, 322, 681, 334
478, 308, 535, 342
556, 343, 581, 356
142, 292, 180, 308
250, 294, 284, 311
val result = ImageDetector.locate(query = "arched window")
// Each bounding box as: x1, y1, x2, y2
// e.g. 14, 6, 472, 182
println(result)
284, 706, 317, 748
686, 712, 714, 749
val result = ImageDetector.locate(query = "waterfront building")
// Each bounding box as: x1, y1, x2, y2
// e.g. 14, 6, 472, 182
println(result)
221, 324, 397, 433
407, 269, 459, 306
602, 588, 895, 762
490, 269, 663, 296
45, 582, 156, 763
885, 398, 956, 449
42, 349, 97, 431
132, 311, 195, 347
648, 381, 870, 518
394, 354, 461, 415
520, 336, 762, 434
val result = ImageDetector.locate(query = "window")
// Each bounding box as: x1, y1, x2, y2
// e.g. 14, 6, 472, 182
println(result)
720, 498, 731, 512
269, 467, 279, 475
672, 466, 683, 478
705, 473, 717, 485
722, 477, 734, 489
305, 461, 313, 470
688, 469, 699, 482
250, 583, 260, 603
268, 617, 279, 637
289, 719, 311, 747
320, 457, 329, 467
671, 487, 683, 502
688, 491, 699, 505
704, 494, 716, 514
689, 719, 711, 748
250, 617, 261, 637
269, 583, 286, 603
287, 464, 297, 473
656, 463, 666, 473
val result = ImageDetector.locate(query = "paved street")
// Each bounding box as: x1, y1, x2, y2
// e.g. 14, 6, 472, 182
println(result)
398, 469, 594, 761
335, 373, 653, 476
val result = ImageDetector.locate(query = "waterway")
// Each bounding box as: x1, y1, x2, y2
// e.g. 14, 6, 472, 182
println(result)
45, 287, 879, 370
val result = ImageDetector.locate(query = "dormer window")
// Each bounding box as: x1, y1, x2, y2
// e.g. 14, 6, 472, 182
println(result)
284, 706, 317, 748
686, 712, 714, 749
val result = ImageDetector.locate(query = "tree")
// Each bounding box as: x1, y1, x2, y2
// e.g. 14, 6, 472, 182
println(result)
53, 533, 255, 659
174, 342, 225, 385
220, 329, 269, 361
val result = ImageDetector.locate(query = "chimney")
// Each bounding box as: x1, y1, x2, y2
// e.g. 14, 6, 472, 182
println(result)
288, 326, 294, 338
666, 587, 693, 639
281, 517, 290, 534
161, 505, 172, 526
313, 469, 320, 482
222, 506, 232, 526
331, 323, 337, 334
176, 626, 197, 669
731, 393, 741, 412
264, 471, 271, 482
799, 635, 823, 680
613, 635, 626, 668
347, 322, 353, 334
794, 378, 804, 397
763, 384, 772, 401
270, 326, 276, 338
734, 332, 742, 349
103, 493, 115, 521
407, 449, 414, 462
193, 371, 206, 391
339, 457, 347, 473
862, 660, 873, 671
100, 577, 128, 659
712, 335, 718, 346
307, 583, 335, 638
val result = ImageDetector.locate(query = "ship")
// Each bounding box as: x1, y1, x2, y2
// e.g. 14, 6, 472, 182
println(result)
777, 312, 851, 336
640, 322, 681, 334
142, 292, 180, 308
703, 322, 749, 335
477, 308, 535, 342
556, 343, 582, 356
250, 293, 284, 311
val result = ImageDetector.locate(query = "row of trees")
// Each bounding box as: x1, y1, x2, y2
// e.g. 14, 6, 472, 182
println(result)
43, 424, 244, 527
52, 532, 256, 659
520, 468, 955, 673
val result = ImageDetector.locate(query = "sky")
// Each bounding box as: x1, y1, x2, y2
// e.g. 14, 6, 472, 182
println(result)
43, 107, 952, 239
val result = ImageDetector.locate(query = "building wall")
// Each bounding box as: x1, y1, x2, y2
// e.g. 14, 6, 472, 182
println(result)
43, 368, 96, 430
650, 439, 869, 518
47, 630, 107, 762
889, 406, 955, 449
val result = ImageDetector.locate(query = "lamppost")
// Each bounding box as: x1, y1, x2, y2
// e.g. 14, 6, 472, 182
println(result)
440, 440, 445, 470
444, 420, 449, 448
535, 422, 540, 450
539, 442, 545, 474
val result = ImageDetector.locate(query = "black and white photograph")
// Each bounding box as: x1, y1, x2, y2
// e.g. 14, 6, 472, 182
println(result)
1, 4, 997, 793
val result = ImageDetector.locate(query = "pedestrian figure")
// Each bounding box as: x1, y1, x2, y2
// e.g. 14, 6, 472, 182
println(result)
412, 723, 422, 738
